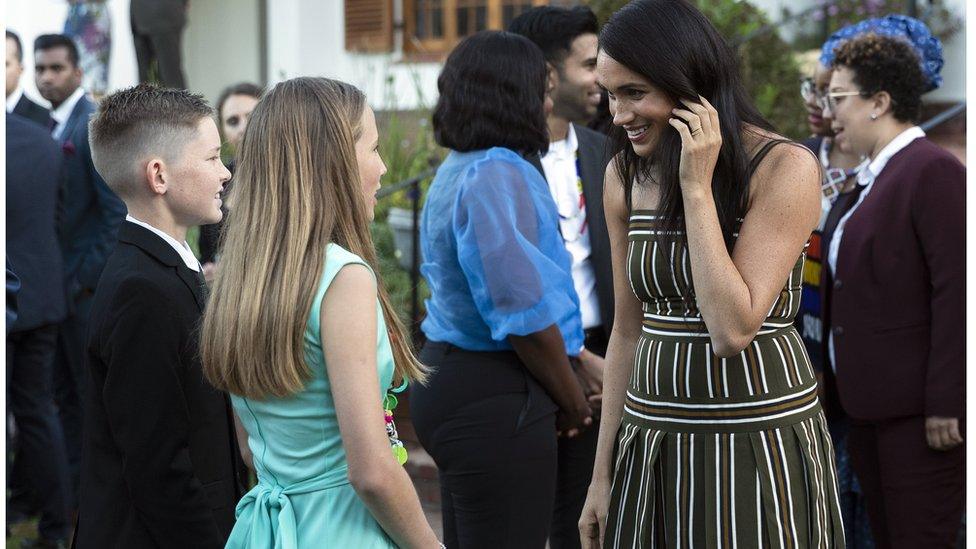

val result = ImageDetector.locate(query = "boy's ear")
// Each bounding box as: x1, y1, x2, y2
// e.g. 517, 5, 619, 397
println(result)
144, 157, 167, 196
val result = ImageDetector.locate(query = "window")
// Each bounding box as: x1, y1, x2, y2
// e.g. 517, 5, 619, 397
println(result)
404, 0, 551, 54
345, 0, 395, 53
344, 0, 582, 55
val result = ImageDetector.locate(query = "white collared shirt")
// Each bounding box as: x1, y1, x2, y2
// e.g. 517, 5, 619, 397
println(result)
126, 215, 201, 272
827, 125, 925, 371
6, 86, 24, 113
50, 87, 86, 139
540, 123, 602, 330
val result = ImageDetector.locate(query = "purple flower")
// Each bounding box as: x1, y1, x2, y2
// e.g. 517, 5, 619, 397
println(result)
812, 8, 825, 21
827, 5, 839, 16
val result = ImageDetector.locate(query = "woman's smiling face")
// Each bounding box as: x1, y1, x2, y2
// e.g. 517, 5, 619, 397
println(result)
596, 51, 675, 158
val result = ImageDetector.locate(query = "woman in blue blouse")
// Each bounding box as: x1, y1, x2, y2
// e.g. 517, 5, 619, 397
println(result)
410, 31, 594, 548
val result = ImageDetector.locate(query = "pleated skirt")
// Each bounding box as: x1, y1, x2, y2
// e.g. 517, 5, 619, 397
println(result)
604, 327, 846, 548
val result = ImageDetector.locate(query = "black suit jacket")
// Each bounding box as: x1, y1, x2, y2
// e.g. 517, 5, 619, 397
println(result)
12, 94, 52, 128
56, 94, 127, 301
76, 221, 245, 549
529, 123, 615, 336
5, 113, 67, 332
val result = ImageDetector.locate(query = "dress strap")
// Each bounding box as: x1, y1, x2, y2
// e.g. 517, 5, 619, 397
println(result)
748, 138, 793, 177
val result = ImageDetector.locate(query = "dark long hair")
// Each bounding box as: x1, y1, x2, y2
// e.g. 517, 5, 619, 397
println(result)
601, 0, 773, 254
433, 31, 549, 156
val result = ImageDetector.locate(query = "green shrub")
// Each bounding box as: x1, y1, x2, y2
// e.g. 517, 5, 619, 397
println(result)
372, 73, 440, 330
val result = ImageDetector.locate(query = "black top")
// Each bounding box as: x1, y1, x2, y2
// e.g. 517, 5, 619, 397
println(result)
76, 221, 246, 548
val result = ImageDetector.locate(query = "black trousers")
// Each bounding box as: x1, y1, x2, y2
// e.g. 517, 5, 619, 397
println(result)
549, 327, 607, 549
131, 24, 186, 89
53, 293, 94, 506
6, 324, 71, 542
411, 342, 559, 549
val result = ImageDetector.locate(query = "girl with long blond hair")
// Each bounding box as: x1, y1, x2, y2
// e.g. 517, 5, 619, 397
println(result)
200, 76, 442, 548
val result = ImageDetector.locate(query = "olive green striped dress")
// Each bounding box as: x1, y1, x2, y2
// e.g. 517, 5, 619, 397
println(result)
604, 211, 845, 548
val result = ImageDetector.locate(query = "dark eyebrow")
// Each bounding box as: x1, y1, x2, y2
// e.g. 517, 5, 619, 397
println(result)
599, 82, 647, 94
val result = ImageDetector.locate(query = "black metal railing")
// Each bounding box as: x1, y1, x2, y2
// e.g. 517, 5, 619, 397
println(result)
920, 102, 965, 132
377, 165, 437, 343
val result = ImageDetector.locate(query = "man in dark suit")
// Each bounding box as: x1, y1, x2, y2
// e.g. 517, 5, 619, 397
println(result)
6, 30, 51, 127
130, 0, 189, 88
34, 33, 127, 502
75, 84, 243, 548
6, 113, 72, 548
510, 8, 614, 549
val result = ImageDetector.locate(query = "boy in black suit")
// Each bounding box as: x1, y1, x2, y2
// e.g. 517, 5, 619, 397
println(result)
75, 84, 244, 548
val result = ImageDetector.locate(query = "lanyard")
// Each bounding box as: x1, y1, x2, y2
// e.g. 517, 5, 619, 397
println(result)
557, 149, 587, 242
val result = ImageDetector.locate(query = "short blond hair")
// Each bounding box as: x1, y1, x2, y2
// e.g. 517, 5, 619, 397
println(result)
89, 84, 213, 197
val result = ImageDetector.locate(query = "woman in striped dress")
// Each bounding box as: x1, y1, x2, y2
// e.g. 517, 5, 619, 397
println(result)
578, 1, 845, 547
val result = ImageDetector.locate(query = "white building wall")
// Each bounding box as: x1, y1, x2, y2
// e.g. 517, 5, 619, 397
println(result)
183, 0, 263, 106
266, 0, 441, 111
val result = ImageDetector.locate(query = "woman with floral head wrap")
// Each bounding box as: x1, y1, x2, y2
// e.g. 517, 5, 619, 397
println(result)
797, 15, 946, 549
817, 18, 964, 548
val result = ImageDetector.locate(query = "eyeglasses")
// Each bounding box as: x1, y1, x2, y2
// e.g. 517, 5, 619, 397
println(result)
818, 91, 869, 113
800, 77, 820, 102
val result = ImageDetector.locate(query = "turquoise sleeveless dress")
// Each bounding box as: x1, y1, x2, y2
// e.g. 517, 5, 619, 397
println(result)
225, 244, 397, 549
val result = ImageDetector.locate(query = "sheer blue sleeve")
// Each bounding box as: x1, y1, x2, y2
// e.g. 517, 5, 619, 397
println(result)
452, 154, 581, 342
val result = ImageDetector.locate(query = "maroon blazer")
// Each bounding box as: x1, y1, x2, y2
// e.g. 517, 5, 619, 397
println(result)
821, 137, 965, 421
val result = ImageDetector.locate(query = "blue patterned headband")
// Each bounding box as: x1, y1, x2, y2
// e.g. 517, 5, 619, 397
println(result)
819, 14, 943, 91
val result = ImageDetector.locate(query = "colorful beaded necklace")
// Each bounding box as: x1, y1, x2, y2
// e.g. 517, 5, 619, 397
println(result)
384, 378, 409, 465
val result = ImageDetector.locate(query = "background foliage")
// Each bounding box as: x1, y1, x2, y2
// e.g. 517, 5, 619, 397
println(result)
786, 0, 963, 50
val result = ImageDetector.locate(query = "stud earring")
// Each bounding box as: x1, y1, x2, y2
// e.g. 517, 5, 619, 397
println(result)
870, 113, 878, 120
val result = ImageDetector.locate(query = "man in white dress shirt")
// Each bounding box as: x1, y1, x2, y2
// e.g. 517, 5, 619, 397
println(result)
510, 7, 616, 549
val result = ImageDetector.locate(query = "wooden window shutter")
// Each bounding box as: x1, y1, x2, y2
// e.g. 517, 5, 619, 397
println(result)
345, 0, 394, 53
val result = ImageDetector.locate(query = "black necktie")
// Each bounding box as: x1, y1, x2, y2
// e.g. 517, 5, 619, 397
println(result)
193, 267, 209, 300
